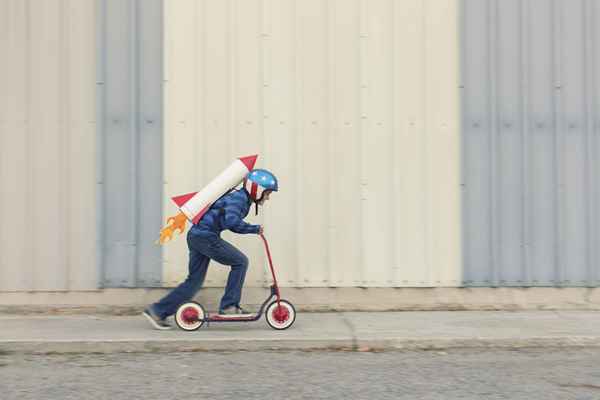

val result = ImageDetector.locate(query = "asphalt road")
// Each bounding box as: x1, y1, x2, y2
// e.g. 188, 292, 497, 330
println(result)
2, 348, 600, 400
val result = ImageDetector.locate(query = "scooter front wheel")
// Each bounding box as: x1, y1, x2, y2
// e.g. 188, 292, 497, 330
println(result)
175, 302, 206, 331
265, 299, 296, 330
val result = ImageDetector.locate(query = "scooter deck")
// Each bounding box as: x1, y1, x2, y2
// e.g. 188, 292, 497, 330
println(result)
207, 313, 258, 322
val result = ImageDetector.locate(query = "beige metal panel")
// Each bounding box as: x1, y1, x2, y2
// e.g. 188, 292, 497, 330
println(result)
424, 0, 462, 286
393, 0, 428, 285
0, 0, 97, 291
0, 0, 30, 290
29, 0, 68, 290
328, 0, 362, 286
163, 0, 463, 287
262, 0, 302, 287
361, 0, 395, 286
65, 0, 97, 290
163, 0, 202, 285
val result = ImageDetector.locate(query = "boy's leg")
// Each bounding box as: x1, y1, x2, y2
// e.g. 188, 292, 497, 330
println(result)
199, 237, 249, 312
151, 235, 211, 319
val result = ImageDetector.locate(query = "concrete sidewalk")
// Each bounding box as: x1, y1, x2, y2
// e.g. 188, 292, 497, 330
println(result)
1, 311, 599, 354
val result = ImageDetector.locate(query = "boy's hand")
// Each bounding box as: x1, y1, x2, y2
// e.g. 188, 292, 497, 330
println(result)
259, 226, 264, 235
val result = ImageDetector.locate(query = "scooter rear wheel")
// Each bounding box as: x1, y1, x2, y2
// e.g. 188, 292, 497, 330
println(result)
175, 302, 206, 331
265, 299, 296, 330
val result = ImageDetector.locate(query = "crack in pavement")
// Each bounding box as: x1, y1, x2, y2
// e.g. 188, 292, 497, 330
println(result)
340, 313, 358, 350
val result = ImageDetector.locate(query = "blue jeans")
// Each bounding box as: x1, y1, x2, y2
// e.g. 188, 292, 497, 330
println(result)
152, 231, 249, 319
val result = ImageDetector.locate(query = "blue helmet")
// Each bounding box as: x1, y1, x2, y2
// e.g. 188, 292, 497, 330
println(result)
244, 169, 278, 201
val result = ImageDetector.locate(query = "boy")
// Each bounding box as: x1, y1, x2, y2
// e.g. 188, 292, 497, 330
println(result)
143, 169, 278, 330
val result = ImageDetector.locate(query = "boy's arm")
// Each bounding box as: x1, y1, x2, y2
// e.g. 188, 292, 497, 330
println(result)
222, 197, 261, 234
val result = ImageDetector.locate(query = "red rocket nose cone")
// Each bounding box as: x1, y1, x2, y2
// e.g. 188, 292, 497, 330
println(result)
239, 154, 258, 171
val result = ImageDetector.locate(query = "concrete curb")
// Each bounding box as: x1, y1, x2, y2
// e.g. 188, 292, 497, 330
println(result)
2, 336, 600, 355
2, 287, 600, 314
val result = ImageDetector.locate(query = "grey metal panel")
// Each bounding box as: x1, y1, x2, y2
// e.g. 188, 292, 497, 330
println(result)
136, 0, 164, 287
461, 0, 600, 286
99, 0, 163, 287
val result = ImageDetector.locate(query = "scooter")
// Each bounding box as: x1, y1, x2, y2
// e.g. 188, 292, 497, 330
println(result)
174, 234, 297, 331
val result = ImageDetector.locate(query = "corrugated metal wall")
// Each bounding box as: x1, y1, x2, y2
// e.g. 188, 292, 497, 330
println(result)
0, 0, 97, 290
97, 0, 163, 287
163, 0, 463, 287
461, 0, 600, 286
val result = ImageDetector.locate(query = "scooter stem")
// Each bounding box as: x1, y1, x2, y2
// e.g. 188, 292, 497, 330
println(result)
260, 233, 281, 302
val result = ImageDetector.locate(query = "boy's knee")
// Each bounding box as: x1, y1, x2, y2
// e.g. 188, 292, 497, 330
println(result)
234, 254, 249, 269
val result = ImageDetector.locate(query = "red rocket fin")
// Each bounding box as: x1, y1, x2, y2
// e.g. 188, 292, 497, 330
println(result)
172, 192, 198, 207
192, 205, 210, 225
239, 154, 258, 171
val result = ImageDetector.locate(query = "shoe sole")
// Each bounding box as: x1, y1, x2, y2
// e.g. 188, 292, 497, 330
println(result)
142, 311, 172, 330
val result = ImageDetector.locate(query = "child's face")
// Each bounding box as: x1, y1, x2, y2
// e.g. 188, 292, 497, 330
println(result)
258, 191, 271, 205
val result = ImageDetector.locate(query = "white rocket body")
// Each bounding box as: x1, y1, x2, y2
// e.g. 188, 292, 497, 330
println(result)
172, 155, 258, 224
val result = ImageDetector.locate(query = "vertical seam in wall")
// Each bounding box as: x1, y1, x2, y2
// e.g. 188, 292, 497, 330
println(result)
157, 0, 164, 286
583, 0, 596, 285
358, 0, 366, 286
132, 0, 141, 286
96, 0, 106, 289
0, 0, 6, 289
520, 0, 531, 284
294, 0, 305, 286
421, 0, 431, 286
391, 0, 398, 286
25, 0, 33, 290
326, 0, 335, 287
290, 0, 298, 285
60, 0, 70, 290
229, 0, 236, 159
488, 0, 499, 286
161, 0, 169, 282
259, 0, 267, 285
193, 1, 199, 189
592, 0, 599, 285
551, 0, 564, 286
201, 0, 207, 185
458, 0, 469, 286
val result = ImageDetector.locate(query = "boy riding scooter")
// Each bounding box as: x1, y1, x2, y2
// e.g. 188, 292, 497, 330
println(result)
143, 169, 278, 330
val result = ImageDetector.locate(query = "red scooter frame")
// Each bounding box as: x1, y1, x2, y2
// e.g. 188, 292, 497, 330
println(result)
174, 234, 297, 331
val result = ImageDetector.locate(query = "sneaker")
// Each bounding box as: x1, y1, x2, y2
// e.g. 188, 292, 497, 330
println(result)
218, 306, 252, 316
142, 307, 172, 330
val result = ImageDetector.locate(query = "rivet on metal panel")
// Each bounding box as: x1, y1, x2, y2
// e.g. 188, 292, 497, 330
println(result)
112, 119, 119, 124
472, 122, 479, 128
96, 81, 105, 85
263, 83, 269, 87
279, 121, 285, 125
568, 123, 576, 130
245, 121, 253, 125
503, 122, 512, 128
146, 119, 154, 124
361, 85, 367, 89
361, 116, 367, 119
554, 85, 562, 90
311, 121, 318, 125
263, 115, 269, 119
536, 122, 545, 129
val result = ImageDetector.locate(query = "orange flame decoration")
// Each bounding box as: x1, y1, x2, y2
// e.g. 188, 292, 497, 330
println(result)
157, 212, 188, 245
